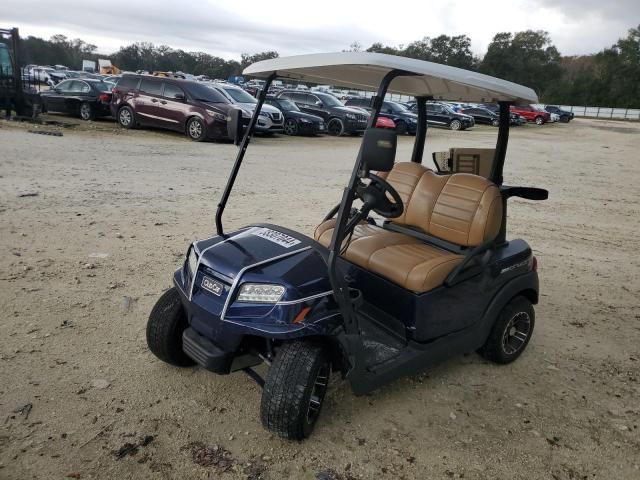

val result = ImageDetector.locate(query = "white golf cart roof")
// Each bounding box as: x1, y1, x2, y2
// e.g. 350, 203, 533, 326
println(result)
244, 52, 538, 103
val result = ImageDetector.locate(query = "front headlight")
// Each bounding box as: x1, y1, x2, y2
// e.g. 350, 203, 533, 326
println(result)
237, 283, 285, 303
345, 113, 356, 120
299, 118, 311, 123
187, 248, 199, 277
206, 109, 227, 121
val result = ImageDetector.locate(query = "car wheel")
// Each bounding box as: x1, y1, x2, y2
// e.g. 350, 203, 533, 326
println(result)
283, 118, 299, 136
449, 119, 462, 130
117, 106, 136, 129
186, 117, 206, 142
79, 102, 94, 121
491, 119, 499, 127
146, 287, 195, 367
395, 120, 408, 135
560, 115, 570, 123
479, 296, 535, 364
327, 118, 344, 136
534, 116, 544, 125
261, 340, 330, 440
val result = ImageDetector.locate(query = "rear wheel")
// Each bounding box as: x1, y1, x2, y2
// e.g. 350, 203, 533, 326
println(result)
261, 340, 330, 440
534, 116, 544, 125
117, 106, 136, 129
146, 287, 195, 367
560, 115, 570, 123
449, 119, 462, 130
79, 102, 94, 121
395, 120, 408, 135
491, 118, 499, 127
327, 118, 344, 136
479, 296, 535, 364
186, 117, 206, 141
283, 118, 299, 135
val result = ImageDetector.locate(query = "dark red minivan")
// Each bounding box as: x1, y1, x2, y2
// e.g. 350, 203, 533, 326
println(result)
111, 75, 238, 141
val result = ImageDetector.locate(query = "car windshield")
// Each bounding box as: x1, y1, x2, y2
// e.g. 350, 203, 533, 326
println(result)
186, 83, 228, 103
276, 99, 299, 111
315, 92, 343, 107
89, 81, 114, 92
222, 87, 257, 104
387, 101, 410, 113
441, 104, 456, 114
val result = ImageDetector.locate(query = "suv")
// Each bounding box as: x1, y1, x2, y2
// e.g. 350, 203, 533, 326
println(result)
412, 102, 474, 130
544, 105, 573, 123
208, 84, 283, 134
510, 105, 550, 125
345, 98, 418, 134
112, 74, 274, 141
276, 90, 368, 136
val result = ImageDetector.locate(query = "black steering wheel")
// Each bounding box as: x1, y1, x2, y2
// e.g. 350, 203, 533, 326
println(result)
356, 173, 404, 218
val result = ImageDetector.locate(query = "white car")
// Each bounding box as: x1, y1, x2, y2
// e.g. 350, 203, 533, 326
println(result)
548, 112, 560, 122
29, 67, 55, 83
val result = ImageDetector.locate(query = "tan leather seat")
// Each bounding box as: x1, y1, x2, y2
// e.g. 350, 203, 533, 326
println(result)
314, 163, 502, 293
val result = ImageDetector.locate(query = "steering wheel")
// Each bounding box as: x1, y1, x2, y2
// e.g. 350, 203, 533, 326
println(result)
356, 173, 404, 218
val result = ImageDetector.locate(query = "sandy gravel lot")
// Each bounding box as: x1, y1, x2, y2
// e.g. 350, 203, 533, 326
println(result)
0, 116, 639, 480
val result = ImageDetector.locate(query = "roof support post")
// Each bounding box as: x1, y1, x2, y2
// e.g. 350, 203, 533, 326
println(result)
411, 96, 430, 163
215, 73, 276, 235
490, 101, 512, 185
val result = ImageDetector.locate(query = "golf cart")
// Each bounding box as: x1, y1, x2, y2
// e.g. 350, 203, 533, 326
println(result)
146, 52, 548, 440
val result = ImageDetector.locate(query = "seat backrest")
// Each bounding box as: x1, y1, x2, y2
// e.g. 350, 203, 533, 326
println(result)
381, 162, 503, 247
431, 148, 496, 179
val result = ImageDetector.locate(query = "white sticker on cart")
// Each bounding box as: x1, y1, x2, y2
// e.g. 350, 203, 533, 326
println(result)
251, 228, 301, 248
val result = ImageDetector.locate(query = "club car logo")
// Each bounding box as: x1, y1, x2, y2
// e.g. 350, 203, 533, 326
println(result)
250, 227, 301, 249
201, 276, 223, 296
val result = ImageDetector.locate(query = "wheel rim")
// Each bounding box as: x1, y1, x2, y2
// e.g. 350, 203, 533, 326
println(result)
492, 119, 499, 127
501, 312, 532, 355
396, 121, 407, 134
328, 119, 343, 136
284, 119, 298, 135
80, 104, 91, 120
119, 109, 131, 126
189, 120, 203, 138
535, 117, 543, 125
450, 120, 461, 130
306, 363, 329, 425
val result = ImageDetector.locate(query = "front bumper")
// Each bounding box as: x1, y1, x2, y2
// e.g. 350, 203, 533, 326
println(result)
344, 118, 368, 133
256, 114, 284, 132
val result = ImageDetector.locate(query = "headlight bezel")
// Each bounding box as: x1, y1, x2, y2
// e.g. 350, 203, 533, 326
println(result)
187, 247, 199, 278
236, 283, 285, 303
206, 109, 227, 121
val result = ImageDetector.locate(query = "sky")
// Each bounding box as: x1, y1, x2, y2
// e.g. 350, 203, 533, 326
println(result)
2, 0, 637, 60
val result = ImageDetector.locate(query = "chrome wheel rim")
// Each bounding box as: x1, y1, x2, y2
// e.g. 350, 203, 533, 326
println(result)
328, 119, 343, 136
284, 119, 297, 135
80, 104, 91, 120
535, 117, 543, 125
501, 312, 531, 355
189, 120, 202, 138
306, 364, 329, 425
119, 109, 131, 126
450, 120, 461, 130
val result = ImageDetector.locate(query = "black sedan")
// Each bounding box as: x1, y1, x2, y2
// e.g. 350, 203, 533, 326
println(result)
545, 105, 574, 123
461, 107, 500, 126
265, 97, 326, 135
345, 98, 418, 134
41, 79, 113, 120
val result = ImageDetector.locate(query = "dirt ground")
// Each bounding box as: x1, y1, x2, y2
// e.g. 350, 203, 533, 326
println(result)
0, 115, 638, 480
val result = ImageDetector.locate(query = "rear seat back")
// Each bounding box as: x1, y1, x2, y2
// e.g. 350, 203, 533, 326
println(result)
381, 162, 503, 247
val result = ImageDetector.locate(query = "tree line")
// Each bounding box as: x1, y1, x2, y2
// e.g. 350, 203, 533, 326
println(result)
17, 25, 640, 108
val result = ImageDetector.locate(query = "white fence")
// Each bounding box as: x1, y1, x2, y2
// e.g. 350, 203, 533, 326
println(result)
554, 105, 640, 121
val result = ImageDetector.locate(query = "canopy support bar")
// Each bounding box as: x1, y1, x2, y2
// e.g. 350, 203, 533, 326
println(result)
411, 96, 431, 164
490, 101, 512, 186
215, 74, 276, 235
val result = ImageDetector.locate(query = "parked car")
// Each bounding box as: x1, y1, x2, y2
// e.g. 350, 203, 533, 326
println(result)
510, 105, 550, 125
375, 116, 396, 129
414, 102, 474, 130
345, 97, 418, 134
461, 107, 500, 126
28, 66, 55, 83
210, 84, 283, 134
277, 90, 368, 136
41, 78, 113, 120
265, 96, 325, 135
545, 105, 573, 123
510, 112, 527, 126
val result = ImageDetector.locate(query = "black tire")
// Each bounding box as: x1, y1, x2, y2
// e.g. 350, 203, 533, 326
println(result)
479, 296, 535, 364
534, 116, 544, 125
283, 118, 299, 135
146, 287, 195, 367
560, 115, 570, 123
491, 119, 499, 127
327, 118, 344, 136
449, 119, 462, 130
117, 106, 136, 129
186, 117, 206, 142
395, 120, 408, 135
261, 340, 330, 440
79, 102, 94, 121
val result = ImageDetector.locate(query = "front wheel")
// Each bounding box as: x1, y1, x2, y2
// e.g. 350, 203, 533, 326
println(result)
534, 116, 544, 125
491, 119, 499, 127
395, 120, 408, 135
479, 296, 535, 364
186, 117, 206, 141
146, 287, 195, 367
283, 118, 299, 135
79, 102, 94, 121
261, 340, 330, 440
449, 119, 462, 130
327, 118, 344, 136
